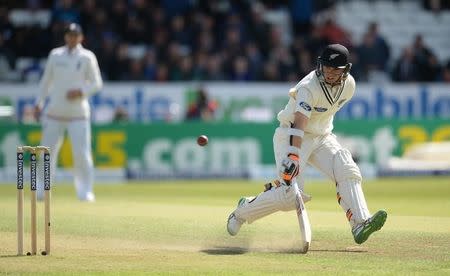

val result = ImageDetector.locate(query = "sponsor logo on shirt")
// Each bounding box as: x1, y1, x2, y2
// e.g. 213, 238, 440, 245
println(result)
314, 107, 328, 112
299, 102, 312, 111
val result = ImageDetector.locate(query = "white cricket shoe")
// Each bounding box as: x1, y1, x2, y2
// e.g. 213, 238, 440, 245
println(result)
79, 192, 96, 202
227, 197, 250, 236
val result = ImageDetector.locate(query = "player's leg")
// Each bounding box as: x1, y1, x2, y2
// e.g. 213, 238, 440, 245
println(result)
308, 134, 386, 244
37, 117, 65, 200
227, 127, 313, 236
67, 119, 95, 201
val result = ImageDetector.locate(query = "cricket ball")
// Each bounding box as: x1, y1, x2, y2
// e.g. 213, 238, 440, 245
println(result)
197, 135, 208, 146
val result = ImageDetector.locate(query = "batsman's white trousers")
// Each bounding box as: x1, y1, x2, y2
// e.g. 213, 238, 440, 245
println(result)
37, 117, 94, 201
234, 127, 371, 227
274, 126, 370, 226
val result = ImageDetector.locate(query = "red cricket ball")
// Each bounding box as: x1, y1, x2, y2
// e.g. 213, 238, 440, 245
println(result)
197, 135, 208, 146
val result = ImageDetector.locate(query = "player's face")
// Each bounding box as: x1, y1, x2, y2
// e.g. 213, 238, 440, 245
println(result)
64, 33, 83, 48
322, 65, 345, 85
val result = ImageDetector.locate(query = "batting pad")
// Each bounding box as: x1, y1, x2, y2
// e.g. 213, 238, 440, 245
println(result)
333, 149, 370, 226
234, 185, 296, 224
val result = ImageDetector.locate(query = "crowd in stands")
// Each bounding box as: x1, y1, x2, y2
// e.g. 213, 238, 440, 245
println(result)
0, 0, 449, 83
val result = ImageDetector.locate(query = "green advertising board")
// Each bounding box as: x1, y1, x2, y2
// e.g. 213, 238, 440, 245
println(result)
0, 120, 448, 172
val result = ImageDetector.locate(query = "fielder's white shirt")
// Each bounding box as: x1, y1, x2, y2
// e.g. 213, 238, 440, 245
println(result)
37, 44, 103, 120
277, 70, 356, 135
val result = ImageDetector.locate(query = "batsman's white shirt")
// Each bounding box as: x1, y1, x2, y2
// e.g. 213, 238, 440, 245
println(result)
274, 70, 356, 188
277, 70, 355, 134
36, 44, 102, 201
37, 44, 102, 119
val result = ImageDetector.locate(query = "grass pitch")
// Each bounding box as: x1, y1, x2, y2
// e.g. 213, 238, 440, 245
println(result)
0, 176, 449, 275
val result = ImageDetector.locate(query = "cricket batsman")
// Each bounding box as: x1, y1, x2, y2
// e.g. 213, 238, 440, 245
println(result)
34, 23, 103, 202
227, 44, 387, 244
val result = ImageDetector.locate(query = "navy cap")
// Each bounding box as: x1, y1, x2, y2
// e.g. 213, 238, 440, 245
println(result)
318, 44, 349, 68
65, 23, 83, 34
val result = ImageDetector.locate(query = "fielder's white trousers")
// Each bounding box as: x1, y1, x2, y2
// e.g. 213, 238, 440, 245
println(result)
37, 117, 95, 201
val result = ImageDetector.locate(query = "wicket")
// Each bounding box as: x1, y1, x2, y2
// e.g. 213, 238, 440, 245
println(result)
17, 146, 51, 256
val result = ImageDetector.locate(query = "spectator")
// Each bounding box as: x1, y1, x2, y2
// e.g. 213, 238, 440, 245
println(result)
143, 48, 158, 80
155, 64, 169, 82
412, 34, 441, 82
109, 43, 130, 81
96, 33, 117, 80
318, 18, 352, 48
357, 33, 387, 81
21, 58, 43, 82
231, 56, 251, 81
185, 88, 216, 121
52, 0, 80, 24
192, 51, 208, 80
442, 60, 450, 82
246, 2, 270, 54
170, 15, 191, 46
108, 0, 128, 36
125, 59, 145, 81
391, 47, 419, 82
262, 61, 280, 81
0, 6, 14, 48
245, 41, 263, 79
123, 15, 147, 44
171, 55, 195, 81
366, 22, 390, 71
290, 0, 314, 35
304, 25, 328, 59
205, 54, 226, 81
113, 106, 129, 123
0, 33, 15, 70
79, 0, 96, 32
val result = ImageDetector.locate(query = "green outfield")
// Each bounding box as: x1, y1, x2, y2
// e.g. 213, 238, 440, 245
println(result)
0, 177, 449, 275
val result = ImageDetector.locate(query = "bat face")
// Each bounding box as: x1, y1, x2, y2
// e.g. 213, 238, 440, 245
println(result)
293, 182, 312, 254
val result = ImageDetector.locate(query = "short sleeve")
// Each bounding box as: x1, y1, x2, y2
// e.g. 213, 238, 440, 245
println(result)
294, 88, 314, 118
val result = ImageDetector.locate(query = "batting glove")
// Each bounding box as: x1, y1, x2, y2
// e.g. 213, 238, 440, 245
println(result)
281, 153, 300, 184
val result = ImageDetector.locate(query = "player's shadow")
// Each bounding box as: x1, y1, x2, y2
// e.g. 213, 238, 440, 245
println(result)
200, 246, 248, 255
281, 248, 367, 254
200, 246, 367, 255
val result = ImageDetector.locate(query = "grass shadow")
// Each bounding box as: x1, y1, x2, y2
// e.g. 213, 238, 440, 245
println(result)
0, 254, 25, 258
200, 246, 249, 255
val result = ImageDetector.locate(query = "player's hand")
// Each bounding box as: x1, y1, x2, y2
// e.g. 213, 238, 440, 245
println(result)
281, 153, 300, 184
66, 89, 83, 100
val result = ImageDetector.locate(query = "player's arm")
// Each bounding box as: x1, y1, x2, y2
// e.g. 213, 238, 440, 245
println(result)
281, 112, 309, 183
281, 87, 313, 183
291, 112, 308, 150
82, 53, 103, 96
35, 54, 54, 119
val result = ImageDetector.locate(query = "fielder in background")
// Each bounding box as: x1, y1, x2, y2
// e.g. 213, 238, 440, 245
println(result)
227, 44, 387, 245
34, 23, 103, 202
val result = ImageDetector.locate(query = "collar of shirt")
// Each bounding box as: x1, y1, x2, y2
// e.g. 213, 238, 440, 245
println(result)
64, 44, 82, 55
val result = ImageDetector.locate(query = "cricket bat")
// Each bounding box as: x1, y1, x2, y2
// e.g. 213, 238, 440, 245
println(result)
293, 182, 312, 253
